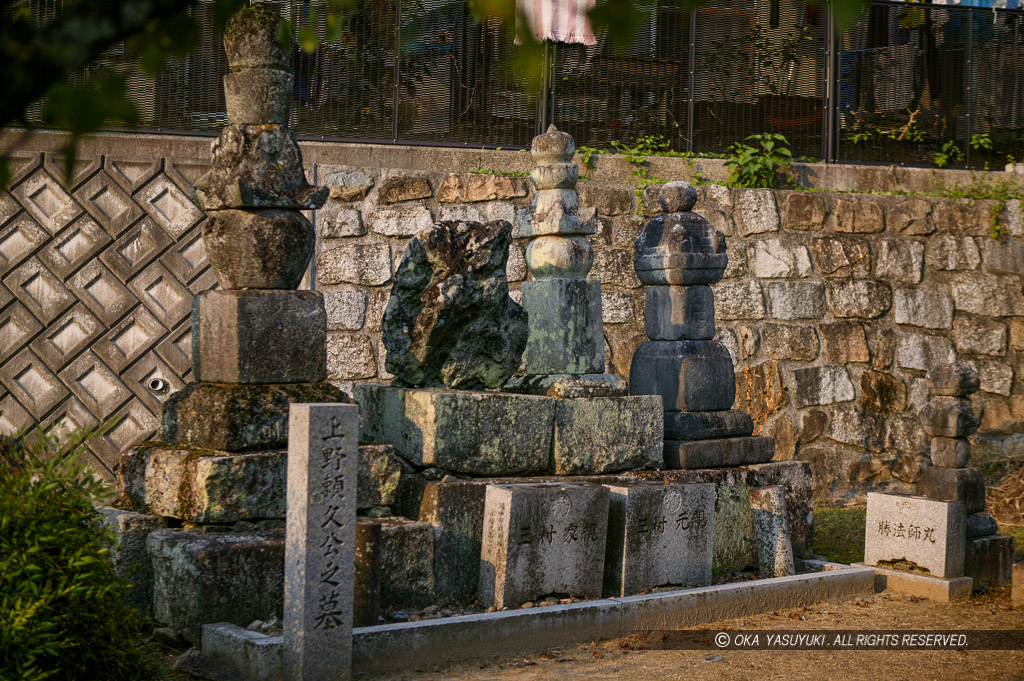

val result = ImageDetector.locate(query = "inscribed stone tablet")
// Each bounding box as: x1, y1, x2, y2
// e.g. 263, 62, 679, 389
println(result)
603, 483, 714, 596
284, 403, 359, 681
479, 483, 609, 609
864, 492, 966, 578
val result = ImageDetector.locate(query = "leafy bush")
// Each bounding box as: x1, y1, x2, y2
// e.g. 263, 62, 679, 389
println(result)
724, 133, 794, 188
0, 427, 152, 681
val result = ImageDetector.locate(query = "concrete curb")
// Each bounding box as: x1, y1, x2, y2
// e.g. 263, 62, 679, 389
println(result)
202, 562, 874, 679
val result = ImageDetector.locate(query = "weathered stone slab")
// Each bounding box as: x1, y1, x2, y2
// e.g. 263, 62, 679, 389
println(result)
749, 486, 795, 578
117, 445, 286, 522
193, 290, 327, 384
521, 278, 605, 375
964, 534, 1016, 587
853, 563, 973, 601
930, 437, 970, 469
603, 483, 714, 596
378, 517, 436, 611
357, 444, 401, 510
664, 410, 754, 441
629, 340, 736, 412
383, 219, 527, 389
552, 395, 663, 475
148, 529, 284, 643
479, 483, 609, 609
353, 384, 552, 476
863, 492, 966, 578
503, 373, 627, 398
284, 403, 358, 681
354, 520, 381, 628
644, 285, 715, 341
663, 435, 774, 469
921, 396, 983, 438
224, 68, 293, 125
98, 507, 169, 615
164, 382, 350, 452
918, 467, 986, 513
966, 512, 999, 538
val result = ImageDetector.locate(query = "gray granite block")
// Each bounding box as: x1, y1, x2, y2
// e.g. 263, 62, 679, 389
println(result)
379, 518, 437, 611
551, 395, 663, 475
353, 384, 552, 476
663, 436, 774, 469
664, 410, 754, 441
603, 483, 714, 596
930, 436, 970, 469
964, 534, 1016, 587
864, 492, 965, 578
749, 486, 795, 578
629, 340, 736, 412
921, 396, 983, 438
522, 278, 605, 375
193, 289, 327, 384
98, 507, 169, 615
644, 285, 716, 341
354, 519, 382, 628
479, 483, 609, 609
148, 529, 285, 643
918, 466, 986, 513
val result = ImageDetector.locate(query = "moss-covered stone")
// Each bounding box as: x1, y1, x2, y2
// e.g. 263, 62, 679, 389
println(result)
163, 382, 350, 452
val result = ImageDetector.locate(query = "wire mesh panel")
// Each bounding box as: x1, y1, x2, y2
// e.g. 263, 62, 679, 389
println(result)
551, 2, 691, 151
836, 2, 970, 166
394, 2, 536, 147
971, 8, 1024, 167
692, 0, 827, 159
289, 0, 398, 140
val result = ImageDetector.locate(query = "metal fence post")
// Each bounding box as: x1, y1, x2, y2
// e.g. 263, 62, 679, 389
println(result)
686, 5, 696, 153
964, 8, 974, 167
392, 0, 402, 142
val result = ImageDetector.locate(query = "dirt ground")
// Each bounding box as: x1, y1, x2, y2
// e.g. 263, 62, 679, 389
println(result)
367, 587, 1024, 681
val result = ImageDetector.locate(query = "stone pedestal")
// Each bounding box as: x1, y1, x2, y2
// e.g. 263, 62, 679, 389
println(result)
354, 383, 662, 477
629, 182, 774, 469
864, 492, 966, 578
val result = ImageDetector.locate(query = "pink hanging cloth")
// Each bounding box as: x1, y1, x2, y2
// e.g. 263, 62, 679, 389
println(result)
516, 0, 597, 45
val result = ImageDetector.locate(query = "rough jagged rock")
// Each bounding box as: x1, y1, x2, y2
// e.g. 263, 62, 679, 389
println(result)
382, 220, 527, 389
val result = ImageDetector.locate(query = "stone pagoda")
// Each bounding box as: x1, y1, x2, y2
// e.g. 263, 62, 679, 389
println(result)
918, 363, 1015, 586
109, 3, 347, 641
629, 181, 774, 468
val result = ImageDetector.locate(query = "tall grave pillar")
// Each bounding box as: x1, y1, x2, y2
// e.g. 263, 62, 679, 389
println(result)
629, 182, 773, 469
505, 125, 623, 396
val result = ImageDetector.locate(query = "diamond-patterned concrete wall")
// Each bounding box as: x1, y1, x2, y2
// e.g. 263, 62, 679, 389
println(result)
0, 151, 213, 477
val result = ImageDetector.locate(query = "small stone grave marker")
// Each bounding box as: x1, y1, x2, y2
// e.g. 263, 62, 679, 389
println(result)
864, 492, 966, 578
284, 403, 359, 681
603, 482, 714, 596
479, 482, 609, 609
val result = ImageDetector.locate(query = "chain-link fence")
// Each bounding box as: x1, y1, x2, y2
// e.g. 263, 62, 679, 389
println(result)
11, 0, 1024, 167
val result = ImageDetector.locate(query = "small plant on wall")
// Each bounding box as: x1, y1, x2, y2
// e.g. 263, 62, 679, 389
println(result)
724, 133, 794, 188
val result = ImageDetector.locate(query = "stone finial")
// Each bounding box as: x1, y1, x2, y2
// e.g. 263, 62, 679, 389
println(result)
658, 181, 698, 213
223, 3, 290, 71
531, 125, 575, 164
926, 363, 980, 397
633, 195, 727, 286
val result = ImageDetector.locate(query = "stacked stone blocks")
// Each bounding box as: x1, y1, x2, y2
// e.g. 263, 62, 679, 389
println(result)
629, 182, 774, 469
917, 363, 1015, 586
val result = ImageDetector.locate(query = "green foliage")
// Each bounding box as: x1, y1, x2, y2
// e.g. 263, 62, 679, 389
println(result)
0, 427, 152, 681
934, 173, 1024, 239
932, 140, 965, 168
971, 133, 995, 155
812, 507, 866, 565
724, 133, 794, 188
